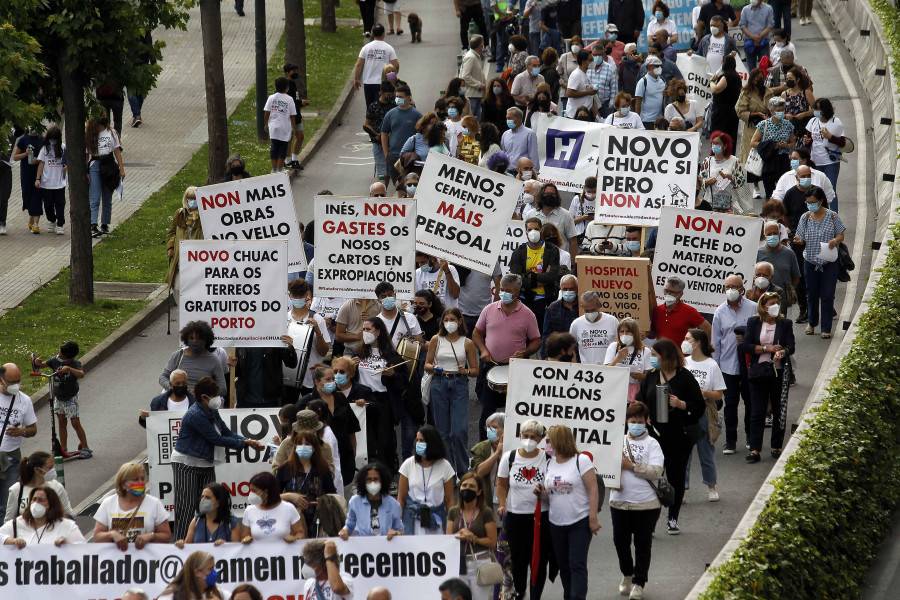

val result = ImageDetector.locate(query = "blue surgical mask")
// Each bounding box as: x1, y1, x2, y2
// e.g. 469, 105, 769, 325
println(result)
49, 140, 57, 147
650, 357, 660, 369
790, 159, 800, 171
461, 128, 469, 137
291, 298, 307, 309
499, 291, 515, 304
487, 427, 500, 442
395, 97, 406, 107
561, 290, 577, 302
608, 33, 618, 41
419, 264, 433, 273
626, 240, 642, 253
448, 108, 459, 118
459, 87, 467, 96
711, 144, 723, 155
334, 372, 349, 387
205, 568, 220, 587
775, 111, 785, 120
814, 110, 822, 119
628, 423, 646, 437
620, 107, 630, 116
507, 119, 517, 130
593, 55, 602, 65
531, 67, 541, 77
415, 442, 428, 456
806, 202, 820, 212
187, 199, 198, 209
381, 296, 396, 311
323, 381, 337, 394
800, 177, 812, 188
655, 11, 664, 20
295, 445, 314, 459
766, 235, 780, 247
407, 184, 417, 194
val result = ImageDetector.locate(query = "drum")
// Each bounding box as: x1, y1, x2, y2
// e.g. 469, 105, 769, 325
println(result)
282, 321, 315, 388
397, 336, 422, 381
486, 365, 510, 393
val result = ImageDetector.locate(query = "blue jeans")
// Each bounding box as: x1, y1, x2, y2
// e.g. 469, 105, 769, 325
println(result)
549, 516, 592, 600
89, 159, 113, 225
743, 38, 769, 71
469, 97, 482, 121
529, 31, 541, 56
770, 0, 792, 34
431, 375, 470, 475
820, 161, 840, 212
804, 259, 839, 334
685, 412, 718, 487
127, 92, 144, 118
372, 142, 387, 177
0, 455, 21, 523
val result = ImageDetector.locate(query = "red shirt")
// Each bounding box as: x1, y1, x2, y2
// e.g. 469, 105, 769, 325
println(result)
653, 302, 706, 345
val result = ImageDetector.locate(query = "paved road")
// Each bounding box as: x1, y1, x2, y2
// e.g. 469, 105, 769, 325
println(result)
19, 2, 877, 599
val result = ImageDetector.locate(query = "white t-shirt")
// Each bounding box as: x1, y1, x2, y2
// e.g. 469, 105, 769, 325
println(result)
5, 480, 73, 522
377, 311, 422, 350
94, 494, 169, 542
565, 68, 593, 114
264, 92, 298, 142
684, 356, 727, 393
96, 129, 120, 156
769, 42, 797, 68
0, 516, 86, 545
445, 119, 466, 157
311, 297, 347, 338
545, 454, 595, 525
303, 573, 355, 600
497, 449, 549, 514
570, 313, 620, 365
356, 348, 388, 393
242, 502, 301, 541
806, 117, 845, 166
706, 36, 727, 74
399, 457, 455, 506
559, 247, 571, 269
569, 195, 595, 235
359, 40, 398, 84
610, 434, 665, 505
416, 265, 461, 308
0, 392, 37, 453
664, 100, 700, 126
37, 145, 67, 189
647, 18, 677, 39
286, 310, 331, 388
604, 112, 645, 129
167, 397, 190, 412
603, 343, 653, 385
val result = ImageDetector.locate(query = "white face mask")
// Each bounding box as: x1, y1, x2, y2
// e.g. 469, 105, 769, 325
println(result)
584, 311, 599, 322
301, 564, 317, 579
444, 321, 459, 334
710, 26, 721, 36
247, 492, 263, 506
681, 340, 694, 355
521, 170, 533, 180
527, 230, 542, 244
521, 438, 539, 452
521, 193, 534, 206
725, 288, 740, 302
3, 381, 20, 396
664, 294, 678, 306
571, 45, 581, 54
365, 482, 382, 496
207, 395, 224, 410
29, 502, 47, 519
767, 304, 781, 317
619, 334, 634, 347
362, 331, 376, 345
40, 467, 57, 482
755, 276, 770, 290
508, 43, 515, 54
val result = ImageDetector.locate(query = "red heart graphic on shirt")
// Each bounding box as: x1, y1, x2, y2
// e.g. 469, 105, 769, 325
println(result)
520, 467, 537, 481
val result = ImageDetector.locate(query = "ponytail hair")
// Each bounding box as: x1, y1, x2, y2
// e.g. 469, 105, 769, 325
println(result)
19, 451, 52, 486
687, 327, 715, 357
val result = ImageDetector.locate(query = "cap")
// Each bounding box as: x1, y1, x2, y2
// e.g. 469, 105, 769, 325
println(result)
292, 409, 324, 433
606, 23, 619, 33
645, 55, 662, 67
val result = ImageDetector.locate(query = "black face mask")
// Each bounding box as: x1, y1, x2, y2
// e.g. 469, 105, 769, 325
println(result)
459, 489, 478, 503
542, 195, 560, 208
558, 352, 574, 362
290, 73, 299, 80
538, 99, 551, 110
577, 115, 593, 123
230, 165, 243, 174
436, 112, 448, 121
677, 94, 686, 102
413, 305, 428, 315
171, 385, 188, 398
100, 117, 110, 127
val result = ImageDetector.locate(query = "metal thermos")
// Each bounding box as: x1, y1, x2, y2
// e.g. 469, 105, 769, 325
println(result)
655, 383, 670, 424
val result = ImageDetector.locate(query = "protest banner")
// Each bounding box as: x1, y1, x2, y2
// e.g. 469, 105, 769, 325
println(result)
577, 256, 654, 331
504, 359, 629, 486
595, 129, 699, 226
582, 1, 695, 51
314, 196, 417, 300
533, 113, 607, 193
676, 53, 714, 113
498, 220, 527, 272
352, 403, 368, 469
147, 409, 281, 516
0, 536, 460, 600
196, 172, 307, 271
416, 152, 521, 274
651, 206, 760, 311
180, 240, 288, 346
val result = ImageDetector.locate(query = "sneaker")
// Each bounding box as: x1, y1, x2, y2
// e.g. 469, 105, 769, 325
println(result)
618, 576, 633, 596
236, 9, 245, 16
796, 311, 808, 323
131, 117, 138, 128
765, 414, 773, 428
56, 225, 64, 235
746, 452, 761, 463
708, 489, 720, 502
364, 31, 371, 38
723, 446, 735, 455
753, 188, 762, 199
0, 225, 7, 235
101, 224, 110, 234
666, 519, 680, 535
91, 225, 102, 238
629, 584, 644, 599
389, 481, 399, 495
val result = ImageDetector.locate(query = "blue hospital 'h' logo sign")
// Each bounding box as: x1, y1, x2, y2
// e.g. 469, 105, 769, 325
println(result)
544, 129, 585, 169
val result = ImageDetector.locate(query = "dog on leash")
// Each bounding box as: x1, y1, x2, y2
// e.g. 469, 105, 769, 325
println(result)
407, 13, 422, 43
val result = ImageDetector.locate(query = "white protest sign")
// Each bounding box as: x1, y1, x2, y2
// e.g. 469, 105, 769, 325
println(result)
533, 113, 608, 193
504, 359, 629, 487
0, 537, 460, 600
595, 129, 699, 226
146, 409, 281, 516
314, 196, 417, 300
352, 403, 369, 469
651, 207, 760, 312
416, 152, 521, 274
498, 220, 527, 272
196, 172, 307, 271
676, 53, 714, 113
180, 240, 288, 346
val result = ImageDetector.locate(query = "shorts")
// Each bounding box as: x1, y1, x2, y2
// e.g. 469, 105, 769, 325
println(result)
384, 0, 402, 14
295, 121, 304, 133
53, 396, 80, 419
270, 139, 290, 160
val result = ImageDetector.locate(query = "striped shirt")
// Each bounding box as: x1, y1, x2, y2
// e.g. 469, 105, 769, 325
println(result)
795, 210, 846, 268
587, 61, 618, 106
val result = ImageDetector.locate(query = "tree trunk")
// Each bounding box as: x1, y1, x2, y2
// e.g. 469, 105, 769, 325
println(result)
284, 0, 307, 100
58, 50, 93, 305
199, 0, 229, 183
320, 0, 337, 33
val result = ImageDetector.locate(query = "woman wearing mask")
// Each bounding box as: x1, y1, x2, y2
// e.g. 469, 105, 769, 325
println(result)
508, 34, 530, 77
402, 172, 420, 198
736, 69, 774, 164
401, 112, 439, 165
275, 429, 336, 533
33, 125, 67, 235
241, 471, 305, 543
0, 486, 84, 547
299, 366, 360, 488
497, 419, 550, 600
444, 77, 473, 117
306, 399, 345, 492
482, 79, 516, 133
85, 113, 124, 238
782, 67, 815, 141
569, 176, 596, 245
447, 473, 498, 600
536, 425, 600, 600
166, 186, 204, 297
541, 222, 571, 269
803, 98, 845, 211
604, 318, 653, 403
792, 186, 845, 338
700, 131, 746, 213
339, 461, 403, 539
5, 451, 72, 523
170, 376, 264, 540
413, 289, 445, 341
605, 92, 644, 129
425, 308, 479, 477
557, 35, 584, 113
175, 483, 241, 547
751, 96, 796, 198
572, 106, 597, 123
540, 48, 561, 103
456, 116, 481, 166
219, 153, 251, 182
634, 339, 704, 535
647, 1, 678, 43
742, 292, 795, 461
12, 124, 43, 233
398, 425, 456, 534
525, 84, 557, 129
425, 122, 451, 157
610, 402, 665, 600
332, 355, 377, 466
93, 462, 171, 550
682, 329, 726, 502
157, 551, 227, 600
159, 321, 226, 392
470, 412, 506, 508
477, 122, 503, 168
709, 55, 741, 144
663, 79, 702, 132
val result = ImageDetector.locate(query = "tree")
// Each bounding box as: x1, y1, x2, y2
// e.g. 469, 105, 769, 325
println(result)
3, 1, 190, 305
320, 0, 337, 33
199, 0, 229, 184
285, 0, 307, 99
0, 23, 45, 141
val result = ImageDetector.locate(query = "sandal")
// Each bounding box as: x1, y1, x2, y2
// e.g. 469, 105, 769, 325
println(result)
78, 448, 94, 459
821, 332, 832, 339
805, 326, 814, 335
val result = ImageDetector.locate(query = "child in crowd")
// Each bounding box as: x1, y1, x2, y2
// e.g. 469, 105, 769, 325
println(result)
263, 76, 297, 173
35, 341, 91, 457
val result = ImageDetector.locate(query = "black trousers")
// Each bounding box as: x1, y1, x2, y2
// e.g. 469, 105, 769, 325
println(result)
748, 372, 786, 452
505, 511, 551, 600
658, 431, 693, 521
459, 4, 488, 49
0, 162, 12, 225
98, 97, 124, 137
359, 0, 376, 33
611, 507, 661, 587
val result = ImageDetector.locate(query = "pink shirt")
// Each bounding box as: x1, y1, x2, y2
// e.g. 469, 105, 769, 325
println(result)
475, 301, 540, 363
759, 321, 779, 366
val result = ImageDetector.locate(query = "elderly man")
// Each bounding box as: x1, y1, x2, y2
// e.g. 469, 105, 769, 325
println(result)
542, 274, 579, 357
460, 34, 488, 118
772, 149, 835, 205
510, 55, 545, 108
139, 369, 196, 428
712, 275, 756, 454
588, 42, 618, 118
473, 273, 541, 439
740, 0, 774, 70
638, 42, 684, 88
653, 28, 677, 62
569, 291, 620, 364
606, 23, 625, 65
518, 179, 541, 219
764, 49, 810, 94
652, 276, 711, 345
758, 220, 802, 318
0, 363, 38, 523
368, 587, 392, 600
501, 108, 540, 171
122, 589, 149, 600
369, 181, 387, 197
634, 56, 666, 129
302, 540, 353, 600
746, 261, 787, 310
510, 216, 562, 333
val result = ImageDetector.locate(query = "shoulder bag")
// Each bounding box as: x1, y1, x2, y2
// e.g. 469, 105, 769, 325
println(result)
467, 543, 503, 586
744, 120, 768, 176
625, 438, 674, 507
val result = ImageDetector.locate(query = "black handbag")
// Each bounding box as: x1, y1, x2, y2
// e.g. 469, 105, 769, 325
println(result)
749, 360, 777, 379
683, 420, 704, 444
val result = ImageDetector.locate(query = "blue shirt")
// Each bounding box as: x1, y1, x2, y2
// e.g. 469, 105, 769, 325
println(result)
174, 402, 246, 462
739, 3, 774, 36
381, 106, 423, 156
587, 61, 618, 105
712, 298, 758, 375
345, 494, 404, 536
635, 74, 666, 122
501, 125, 541, 170
401, 132, 431, 157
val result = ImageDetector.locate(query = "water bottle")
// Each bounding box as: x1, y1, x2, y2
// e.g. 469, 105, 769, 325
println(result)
655, 383, 670, 424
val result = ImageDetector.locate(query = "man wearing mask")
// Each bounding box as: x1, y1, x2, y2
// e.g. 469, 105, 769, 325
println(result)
511, 56, 546, 108
711, 275, 756, 454
501, 108, 540, 171
541, 274, 579, 357
739, 0, 774, 70
0, 363, 38, 523
608, 0, 644, 44
509, 217, 562, 333
564, 49, 596, 118
375, 282, 425, 349
364, 82, 396, 185
416, 253, 461, 309
517, 178, 542, 219
139, 369, 196, 428
697, 0, 738, 39
780, 170, 816, 324
380, 85, 422, 191
772, 149, 835, 204
695, 16, 737, 75
533, 183, 578, 258
652, 29, 677, 62
764, 49, 811, 94
651, 276, 711, 344
354, 24, 400, 108
459, 35, 488, 118
569, 291, 620, 364
445, 97, 467, 157
514, 157, 537, 182
473, 274, 541, 438
280, 279, 329, 400
623, 227, 644, 256
284, 63, 310, 170
606, 24, 625, 65
583, 219, 626, 256
588, 42, 618, 118
570, 176, 596, 243
757, 223, 801, 318
746, 261, 788, 313
634, 56, 666, 130
638, 43, 684, 88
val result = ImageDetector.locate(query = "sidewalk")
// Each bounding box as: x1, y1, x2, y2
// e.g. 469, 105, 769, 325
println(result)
0, 3, 286, 316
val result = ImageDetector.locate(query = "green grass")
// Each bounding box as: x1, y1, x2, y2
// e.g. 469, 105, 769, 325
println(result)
0, 26, 360, 395
302, 0, 361, 21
